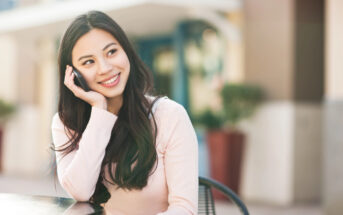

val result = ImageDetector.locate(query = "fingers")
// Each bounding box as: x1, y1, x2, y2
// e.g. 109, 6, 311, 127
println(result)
64, 65, 85, 98
64, 65, 73, 88
63, 65, 106, 108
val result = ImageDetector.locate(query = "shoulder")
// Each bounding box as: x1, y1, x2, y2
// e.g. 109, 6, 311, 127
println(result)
51, 112, 64, 129
153, 97, 187, 116
150, 97, 197, 152
151, 97, 191, 127
154, 98, 197, 152
51, 112, 72, 148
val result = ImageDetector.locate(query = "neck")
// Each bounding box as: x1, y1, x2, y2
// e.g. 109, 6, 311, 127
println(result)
107, 96, 123, 115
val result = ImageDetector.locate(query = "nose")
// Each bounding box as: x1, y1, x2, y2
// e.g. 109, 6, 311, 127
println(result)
97, 58, 112, 75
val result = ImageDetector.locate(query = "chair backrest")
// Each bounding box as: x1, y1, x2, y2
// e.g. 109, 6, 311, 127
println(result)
198, 176, 249, 215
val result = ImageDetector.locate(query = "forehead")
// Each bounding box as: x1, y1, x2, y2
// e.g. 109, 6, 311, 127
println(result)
72, 28, 119, 57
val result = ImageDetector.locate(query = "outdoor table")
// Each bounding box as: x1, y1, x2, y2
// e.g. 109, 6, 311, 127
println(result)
0, 193, 103, 214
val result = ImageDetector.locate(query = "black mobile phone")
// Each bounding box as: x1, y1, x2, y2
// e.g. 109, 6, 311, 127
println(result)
72, 68, 90, 92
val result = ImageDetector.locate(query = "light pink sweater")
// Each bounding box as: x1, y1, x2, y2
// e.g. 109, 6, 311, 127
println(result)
51, 98, 198, 215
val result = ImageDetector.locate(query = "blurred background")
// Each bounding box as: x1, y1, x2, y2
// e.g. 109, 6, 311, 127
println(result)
0, 0, 341, 214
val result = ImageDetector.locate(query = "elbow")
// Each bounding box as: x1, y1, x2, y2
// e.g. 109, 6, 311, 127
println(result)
71, 194, 91, 202
60, 175, 94, 202
157, 205, 196, 215
71, 192, 92, 202
167, 197, 197, 215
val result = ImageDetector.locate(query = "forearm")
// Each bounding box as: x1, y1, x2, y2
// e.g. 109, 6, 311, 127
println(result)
52, 107, 117, 201
59, 134, 108, 201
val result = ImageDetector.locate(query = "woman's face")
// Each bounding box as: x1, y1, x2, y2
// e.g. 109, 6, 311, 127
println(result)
71, 28, 130, 99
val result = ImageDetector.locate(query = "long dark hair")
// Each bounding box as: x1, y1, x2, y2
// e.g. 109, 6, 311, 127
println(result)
54, 11, 159, 203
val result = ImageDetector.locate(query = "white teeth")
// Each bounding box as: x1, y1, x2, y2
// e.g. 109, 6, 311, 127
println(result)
102, 74, 119, 84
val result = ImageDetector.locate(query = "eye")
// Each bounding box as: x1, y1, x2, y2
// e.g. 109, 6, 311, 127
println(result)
82, 59, 94, 65
107, 49, 117, 56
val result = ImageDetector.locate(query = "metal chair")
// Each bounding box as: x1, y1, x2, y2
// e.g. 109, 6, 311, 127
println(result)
198, 176, 249, 215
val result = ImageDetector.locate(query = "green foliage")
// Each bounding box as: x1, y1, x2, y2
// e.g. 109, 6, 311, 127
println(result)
193, 109, 225, 130
0, 99, 15, 119
221, 83, 264, 126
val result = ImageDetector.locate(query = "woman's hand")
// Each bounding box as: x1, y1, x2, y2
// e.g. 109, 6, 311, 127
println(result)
64, 65, 107, 110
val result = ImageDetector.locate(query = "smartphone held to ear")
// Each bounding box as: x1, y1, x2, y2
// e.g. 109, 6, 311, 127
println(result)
72, 68, 90, 92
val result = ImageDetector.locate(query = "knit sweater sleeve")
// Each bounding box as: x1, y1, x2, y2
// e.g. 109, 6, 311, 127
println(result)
156, 102, 198, 215
51, 107, 117, 201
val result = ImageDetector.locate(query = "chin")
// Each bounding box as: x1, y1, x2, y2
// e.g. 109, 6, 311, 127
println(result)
93, 82, 126, 99
103, 89, 125, 99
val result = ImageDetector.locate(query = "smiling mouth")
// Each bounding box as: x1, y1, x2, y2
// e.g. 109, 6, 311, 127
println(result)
99, 73, 121, 88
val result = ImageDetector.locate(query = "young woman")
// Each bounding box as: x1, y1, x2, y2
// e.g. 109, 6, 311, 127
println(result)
51, 11, 198, 215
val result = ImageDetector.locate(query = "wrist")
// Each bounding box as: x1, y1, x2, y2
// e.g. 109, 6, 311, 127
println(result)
92, 100, 107, 110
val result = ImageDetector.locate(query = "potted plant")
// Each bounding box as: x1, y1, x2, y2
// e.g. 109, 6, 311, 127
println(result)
196, 83, 263, 197
221, 84, 264, 128
0, 99, 15, 172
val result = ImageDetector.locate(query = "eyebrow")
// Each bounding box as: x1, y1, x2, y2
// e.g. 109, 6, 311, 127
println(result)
103, 42, 116, 51
78, 42, 117, 61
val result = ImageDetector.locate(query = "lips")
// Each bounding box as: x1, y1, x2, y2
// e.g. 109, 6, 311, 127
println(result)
99, 73, 121, 88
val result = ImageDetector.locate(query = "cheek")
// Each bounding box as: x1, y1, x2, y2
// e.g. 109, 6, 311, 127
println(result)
124, 58, 131, 78
125, 59, 130, 73
114, 53, 130, 71
80, 70, 97, 84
